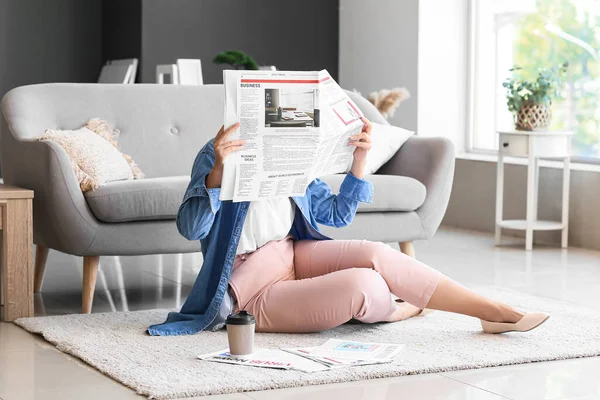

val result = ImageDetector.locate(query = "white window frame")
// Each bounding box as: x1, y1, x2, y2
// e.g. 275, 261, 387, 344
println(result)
466, 0, 600, 165
467, 0, 500, 157
467, 0, 482, 155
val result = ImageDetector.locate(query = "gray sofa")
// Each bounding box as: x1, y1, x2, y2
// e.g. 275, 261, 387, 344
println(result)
1, 83, 454, 313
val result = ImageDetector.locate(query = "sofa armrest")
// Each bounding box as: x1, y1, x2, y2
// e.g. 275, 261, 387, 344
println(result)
0, 128, 100, 255
376, 136, 455, 238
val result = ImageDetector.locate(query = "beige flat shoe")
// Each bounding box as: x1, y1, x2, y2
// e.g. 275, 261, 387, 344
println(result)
481, 312, 550, 334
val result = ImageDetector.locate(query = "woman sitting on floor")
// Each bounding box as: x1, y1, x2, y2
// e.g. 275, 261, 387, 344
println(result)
148, 119, 549, 336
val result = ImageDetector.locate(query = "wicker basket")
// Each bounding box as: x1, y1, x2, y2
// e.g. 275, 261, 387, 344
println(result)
515, 103, 552, 131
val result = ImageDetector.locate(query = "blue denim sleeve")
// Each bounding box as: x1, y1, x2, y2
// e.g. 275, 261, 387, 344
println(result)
309, 172, 373, 228
176, 139, 222, 241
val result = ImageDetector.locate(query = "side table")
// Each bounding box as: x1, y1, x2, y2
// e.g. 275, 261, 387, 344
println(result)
495, 130, 573, 251
0, 184, 34, 321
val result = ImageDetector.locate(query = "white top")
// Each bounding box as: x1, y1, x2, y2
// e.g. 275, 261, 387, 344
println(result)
236, 198, 296, 255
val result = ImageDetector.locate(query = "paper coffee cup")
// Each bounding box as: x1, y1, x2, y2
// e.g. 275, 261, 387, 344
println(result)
226, 311, 256, 357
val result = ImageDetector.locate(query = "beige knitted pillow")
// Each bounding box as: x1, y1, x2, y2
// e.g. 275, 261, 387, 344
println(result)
39, 119, 144, 192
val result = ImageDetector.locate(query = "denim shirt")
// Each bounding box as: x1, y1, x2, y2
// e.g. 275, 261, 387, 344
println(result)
147, 139, 373, 336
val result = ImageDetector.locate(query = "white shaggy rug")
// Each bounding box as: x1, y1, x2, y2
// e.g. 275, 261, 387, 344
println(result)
15, 287, 600, 399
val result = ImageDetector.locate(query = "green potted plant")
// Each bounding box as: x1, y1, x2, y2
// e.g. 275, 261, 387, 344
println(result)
502, 62, 568, 131
213, 50, 259, 70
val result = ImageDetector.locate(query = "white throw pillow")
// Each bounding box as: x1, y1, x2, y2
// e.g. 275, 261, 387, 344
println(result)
347, 122, 414, 175
40, 119, 143, 192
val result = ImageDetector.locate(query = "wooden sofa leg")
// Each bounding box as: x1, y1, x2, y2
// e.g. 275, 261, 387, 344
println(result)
82, 256, 100, 314
34, 245, 49, 293
400, 241, 415, 258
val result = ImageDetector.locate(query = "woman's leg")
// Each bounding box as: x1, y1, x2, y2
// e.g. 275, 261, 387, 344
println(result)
426, 276, 523, 323
294, 240, 439, 309
294, 240, 523, 323
245, 268, 396, 333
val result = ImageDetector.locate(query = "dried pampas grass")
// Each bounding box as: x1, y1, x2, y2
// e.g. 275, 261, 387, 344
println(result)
365, 87, 411, 119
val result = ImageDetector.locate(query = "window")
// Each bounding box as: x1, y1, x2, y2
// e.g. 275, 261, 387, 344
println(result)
470, 0, 600, 161
280, 89, 314, 112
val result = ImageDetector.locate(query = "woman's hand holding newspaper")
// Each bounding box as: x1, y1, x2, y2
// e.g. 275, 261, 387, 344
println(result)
206, 123, 243, 189
348, 117, 372, 179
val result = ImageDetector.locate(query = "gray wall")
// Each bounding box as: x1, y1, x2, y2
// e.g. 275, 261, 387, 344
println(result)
102, 0, 142, 73
1, 0, 339, 93
339, 0, 419, 131
0, 0, 103, 98
443, 159, 600, 251
140, 0, 340, 84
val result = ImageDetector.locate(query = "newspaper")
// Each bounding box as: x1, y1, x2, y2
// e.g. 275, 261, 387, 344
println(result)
198, 339, 404, 373
282, 339, 405, 367
197, 348, 330, 373
221, 69, 364, 202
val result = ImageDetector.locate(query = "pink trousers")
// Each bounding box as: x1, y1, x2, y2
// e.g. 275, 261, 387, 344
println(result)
228, 236, 441, 333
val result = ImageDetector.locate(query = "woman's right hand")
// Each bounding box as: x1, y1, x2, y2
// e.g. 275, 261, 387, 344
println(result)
214, 123, 244, 166
206, 123, 244, 189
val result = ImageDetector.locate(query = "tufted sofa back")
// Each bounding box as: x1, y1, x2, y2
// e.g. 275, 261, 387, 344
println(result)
1, 83, 387, 178
1, 84, 224, 178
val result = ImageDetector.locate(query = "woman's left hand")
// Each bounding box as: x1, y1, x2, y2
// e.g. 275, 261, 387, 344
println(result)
348, 117, 372, 178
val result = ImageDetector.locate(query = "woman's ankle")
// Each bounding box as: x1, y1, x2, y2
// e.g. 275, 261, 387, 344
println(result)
482, 304, 523, 323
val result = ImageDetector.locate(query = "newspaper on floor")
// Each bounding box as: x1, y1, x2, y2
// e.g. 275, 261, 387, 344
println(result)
197, 348, 330, 373
198, 339, 404, 373
282, 339, 405, 367
220, 69, 365, 201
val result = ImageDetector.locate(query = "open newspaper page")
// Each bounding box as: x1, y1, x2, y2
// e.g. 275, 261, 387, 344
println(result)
236, 71, 320, 202
220, 69, 364, 202
198, 348, 330, 373
198, 339, 404, 373
310, 70, 364, 179
282, 339, 404, 367
221, 70, 320, 201
221, 69, 273, 201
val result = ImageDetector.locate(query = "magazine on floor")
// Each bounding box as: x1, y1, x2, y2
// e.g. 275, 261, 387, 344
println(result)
198, 339, 404, 373
220, 69, 365, 202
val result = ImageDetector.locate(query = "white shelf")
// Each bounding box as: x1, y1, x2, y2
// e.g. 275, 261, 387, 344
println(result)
495, 129, 571, 250
498, 220, 564, 231
497, 130, 573, 136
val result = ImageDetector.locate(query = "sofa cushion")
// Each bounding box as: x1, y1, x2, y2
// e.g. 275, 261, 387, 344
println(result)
319, 174, 426, 212
40, 122, 140, 192
85, 174, 426, 223
85, 176, 189, 223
